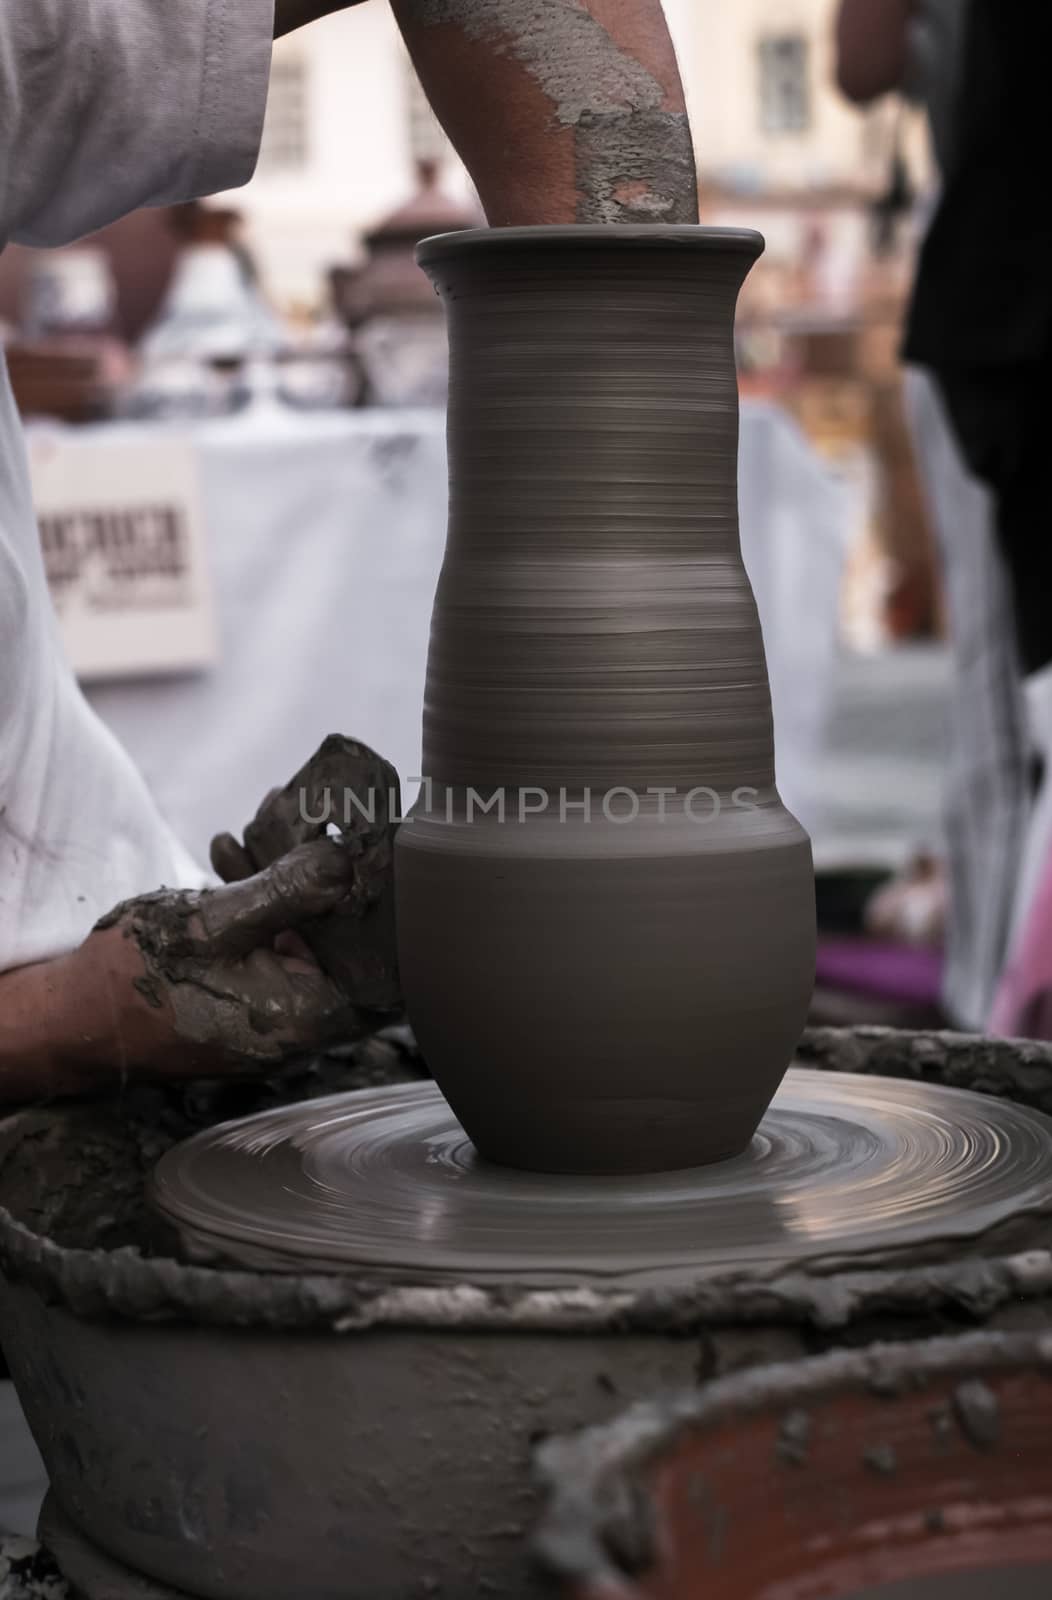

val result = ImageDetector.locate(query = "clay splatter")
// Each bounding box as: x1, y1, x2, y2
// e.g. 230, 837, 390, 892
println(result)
863, 1442, 898, 1477
412, 0, 664, 123
928, 1404, 955, 1446
777, 1409, 813, 1466
953, 1379, 1001, 1450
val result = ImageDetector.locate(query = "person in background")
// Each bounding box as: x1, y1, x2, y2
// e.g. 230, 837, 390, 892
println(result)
835, 0, 1031, 1032
0, 0, 699, 1104
904, 0, 1052, 1043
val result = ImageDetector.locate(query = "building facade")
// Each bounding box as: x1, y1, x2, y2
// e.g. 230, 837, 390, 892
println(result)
671, 0, 907, 193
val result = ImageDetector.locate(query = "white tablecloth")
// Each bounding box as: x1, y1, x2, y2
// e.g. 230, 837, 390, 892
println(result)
38, 400, 851, 865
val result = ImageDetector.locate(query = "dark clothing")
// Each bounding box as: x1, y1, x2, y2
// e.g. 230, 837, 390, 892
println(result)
906, 0, 1052, 372
905, 0, 1052, 672
934, 365, 1051, 676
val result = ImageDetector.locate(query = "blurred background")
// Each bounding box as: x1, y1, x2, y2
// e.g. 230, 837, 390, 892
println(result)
1, 0, 1026, 1038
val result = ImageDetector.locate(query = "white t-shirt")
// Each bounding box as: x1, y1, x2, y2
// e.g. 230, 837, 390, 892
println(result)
0, 0, 273, 972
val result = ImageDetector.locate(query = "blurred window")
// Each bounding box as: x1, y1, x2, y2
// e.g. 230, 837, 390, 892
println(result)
404, 53, 447, 165
258, 54, 310, 173
758, 34, 811, 134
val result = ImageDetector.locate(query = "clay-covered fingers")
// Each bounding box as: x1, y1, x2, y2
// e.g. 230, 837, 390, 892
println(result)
195, 839, 356, 958
194, 946, 369, 1058
254, 950, 368, 1049
210, 787, 284, 882
209, 832, 255, 884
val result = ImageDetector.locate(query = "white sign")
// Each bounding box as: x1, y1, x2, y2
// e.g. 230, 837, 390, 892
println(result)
27, 431, 218, 681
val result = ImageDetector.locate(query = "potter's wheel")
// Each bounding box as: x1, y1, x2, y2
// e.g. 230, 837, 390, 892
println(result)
150, 1070, 1052, 1284
38, 1494, 189, 1599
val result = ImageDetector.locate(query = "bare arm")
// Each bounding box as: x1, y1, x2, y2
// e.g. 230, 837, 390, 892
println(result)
0, 933, 183, 1101
835, 0, 915, 104
0, 947, 111, 1101
389, 0, 698, 225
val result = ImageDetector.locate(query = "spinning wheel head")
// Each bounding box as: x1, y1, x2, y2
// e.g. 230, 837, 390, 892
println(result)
151, 1070, 1052, 1283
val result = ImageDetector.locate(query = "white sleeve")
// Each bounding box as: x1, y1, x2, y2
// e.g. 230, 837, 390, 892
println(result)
0, 0, 274, 248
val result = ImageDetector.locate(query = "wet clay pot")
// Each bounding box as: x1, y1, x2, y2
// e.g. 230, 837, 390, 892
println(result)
535, 1332, 1052, 1600
395, 226, 816, 1174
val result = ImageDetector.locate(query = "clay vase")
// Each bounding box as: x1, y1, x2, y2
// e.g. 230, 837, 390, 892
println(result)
394, 226, 815, 1175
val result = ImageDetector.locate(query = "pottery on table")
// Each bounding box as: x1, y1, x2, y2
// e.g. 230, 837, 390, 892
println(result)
395, 224, 816, 1175
535, 1331, 1052, 1600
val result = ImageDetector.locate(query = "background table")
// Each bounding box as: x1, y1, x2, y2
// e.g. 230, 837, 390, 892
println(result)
32, 400, 854, 866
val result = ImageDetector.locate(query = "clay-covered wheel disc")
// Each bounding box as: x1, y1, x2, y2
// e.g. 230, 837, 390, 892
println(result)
150, 1070, 1052, 1285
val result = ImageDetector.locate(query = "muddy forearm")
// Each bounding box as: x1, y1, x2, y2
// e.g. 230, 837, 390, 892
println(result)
389, 0, 698, 225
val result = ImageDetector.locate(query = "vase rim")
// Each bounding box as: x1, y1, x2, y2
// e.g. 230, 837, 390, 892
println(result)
417, 224, 765, 268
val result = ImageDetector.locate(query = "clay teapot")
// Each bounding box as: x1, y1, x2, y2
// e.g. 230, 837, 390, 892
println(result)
395, 225, 815, 1175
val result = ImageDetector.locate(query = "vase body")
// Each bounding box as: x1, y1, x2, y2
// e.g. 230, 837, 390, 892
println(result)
395, 226, 815, 1175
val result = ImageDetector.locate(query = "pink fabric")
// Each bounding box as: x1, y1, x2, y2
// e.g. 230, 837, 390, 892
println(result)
989, 856, 1052, 1039
816, 937, 943, 1006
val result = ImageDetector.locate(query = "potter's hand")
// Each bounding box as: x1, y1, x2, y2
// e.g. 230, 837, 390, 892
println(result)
95, 837, 387, 1076
210, 734, 402, 1014
92, 837, 380, 1070
0, 840, 382, 1103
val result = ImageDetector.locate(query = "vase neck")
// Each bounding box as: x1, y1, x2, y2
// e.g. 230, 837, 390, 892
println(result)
435, 247, 750, 559
419, 234, 775, 794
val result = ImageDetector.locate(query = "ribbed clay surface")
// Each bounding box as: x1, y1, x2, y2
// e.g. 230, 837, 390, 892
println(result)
395, 227, 816, 1174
